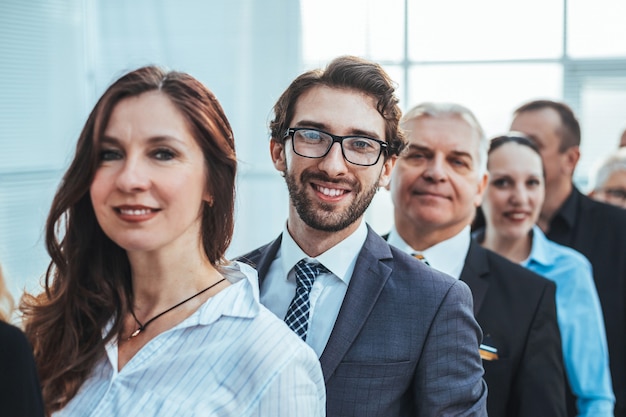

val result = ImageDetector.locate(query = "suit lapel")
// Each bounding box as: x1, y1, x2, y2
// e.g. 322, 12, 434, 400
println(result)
459, 241, 490, 315
319, 227, 393, 382
241, 235, 282, 285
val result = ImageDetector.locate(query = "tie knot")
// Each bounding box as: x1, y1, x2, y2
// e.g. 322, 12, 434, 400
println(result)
412, 252, 430, 266
294, 259, 328, 289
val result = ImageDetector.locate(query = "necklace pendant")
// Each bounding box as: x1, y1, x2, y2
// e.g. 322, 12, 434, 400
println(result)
125, 277, 227, 342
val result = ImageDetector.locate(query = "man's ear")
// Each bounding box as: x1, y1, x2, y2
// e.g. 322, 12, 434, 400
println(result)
270, 139, 287, 172
562, 146, 580, 177
474, 172, 489, 207
378, 156, 397, 189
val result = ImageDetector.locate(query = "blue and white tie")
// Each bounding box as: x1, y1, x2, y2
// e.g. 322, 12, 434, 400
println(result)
284, 259, 328, 341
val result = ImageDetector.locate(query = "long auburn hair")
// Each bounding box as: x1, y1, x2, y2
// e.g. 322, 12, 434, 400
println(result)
20, 66, 237, 413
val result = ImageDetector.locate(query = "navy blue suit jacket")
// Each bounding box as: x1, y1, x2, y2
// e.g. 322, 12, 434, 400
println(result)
238, 226, 487, 417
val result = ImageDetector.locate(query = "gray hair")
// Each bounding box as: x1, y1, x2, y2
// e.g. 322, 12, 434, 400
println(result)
589, 148, 626, 191
401, 102, 488, 176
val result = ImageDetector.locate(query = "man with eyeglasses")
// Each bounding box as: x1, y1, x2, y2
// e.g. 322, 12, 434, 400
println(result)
237, 56, 487, 416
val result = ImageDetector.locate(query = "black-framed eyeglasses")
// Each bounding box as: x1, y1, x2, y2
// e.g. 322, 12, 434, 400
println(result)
283, 127, 388, 166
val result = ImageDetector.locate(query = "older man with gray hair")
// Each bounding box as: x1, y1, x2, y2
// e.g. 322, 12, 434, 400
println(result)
589, 148, 626, 209
386, 102, 566, 417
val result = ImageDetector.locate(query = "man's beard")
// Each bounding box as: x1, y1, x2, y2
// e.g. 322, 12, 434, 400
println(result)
284, 168, 379, 232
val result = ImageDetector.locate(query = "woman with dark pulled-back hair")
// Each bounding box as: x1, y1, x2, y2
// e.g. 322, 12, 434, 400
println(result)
20, 66, 325, 417
475, 133, 614, 416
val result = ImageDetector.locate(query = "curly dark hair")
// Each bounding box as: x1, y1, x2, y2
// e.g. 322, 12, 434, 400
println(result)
269, 55, 406, 158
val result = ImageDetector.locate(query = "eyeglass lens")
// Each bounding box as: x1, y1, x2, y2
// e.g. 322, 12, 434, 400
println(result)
292, 129, 382, 166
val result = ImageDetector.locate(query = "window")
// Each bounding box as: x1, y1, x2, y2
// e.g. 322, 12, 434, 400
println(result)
0, 0, 87, 299
301, 0, 626, 233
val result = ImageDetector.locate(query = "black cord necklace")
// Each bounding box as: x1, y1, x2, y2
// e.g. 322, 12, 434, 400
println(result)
127, 277, 227, 340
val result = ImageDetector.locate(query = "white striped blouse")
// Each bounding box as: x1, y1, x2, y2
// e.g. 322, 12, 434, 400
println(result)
54, 262, 326, 417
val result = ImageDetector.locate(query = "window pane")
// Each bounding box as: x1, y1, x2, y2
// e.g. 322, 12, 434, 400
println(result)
576, 78, 626, 188
0, 0, 86, 301
408, 0, 563, 61
0, 0, 86, 172
366, 0, 404, 60
568, 0, 626, 58
301, 0, 404, 63
381, 64, 406, 106
407, 64, 563, 137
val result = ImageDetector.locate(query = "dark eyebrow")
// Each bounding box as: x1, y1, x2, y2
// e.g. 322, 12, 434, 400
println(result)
294, 119, 382, 140
404, 144, 473, 161
406, 144, 430, 152
489, 172, 512, 178
99, 135, 185, 146
449, 150, 473, 160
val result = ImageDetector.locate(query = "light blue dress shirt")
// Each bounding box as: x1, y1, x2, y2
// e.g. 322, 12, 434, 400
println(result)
522, 225, 615, 417
260, 221, 367, 357
54, 262, 326, 417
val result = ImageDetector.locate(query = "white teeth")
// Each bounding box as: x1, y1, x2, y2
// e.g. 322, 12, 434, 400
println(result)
508, 212, 526, 220
120, 208, 152, 216
316, 186, 345, 197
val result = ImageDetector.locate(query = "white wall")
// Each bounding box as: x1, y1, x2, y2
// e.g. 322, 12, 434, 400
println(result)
0, 0, 302, 300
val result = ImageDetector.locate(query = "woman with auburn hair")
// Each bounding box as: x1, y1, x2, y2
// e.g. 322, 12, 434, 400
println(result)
0, 265, 45, 417
21, 66, 325, 416
475, 133, 615, 417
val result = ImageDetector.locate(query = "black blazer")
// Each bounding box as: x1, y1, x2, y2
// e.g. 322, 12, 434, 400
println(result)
460, 241, 566, 417
238, 226, 488, 417
0, 321, 44, 417
546, 187, 626, 417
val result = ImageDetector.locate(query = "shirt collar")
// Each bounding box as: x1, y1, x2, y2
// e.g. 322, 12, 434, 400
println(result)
551, 186, 580, 230
387, 226, 416, 254
388, 225, 471, 279
523, 225, 555, 267
279, 220, 368, 285
104, 261, 260, 351
195, 262, 260, 324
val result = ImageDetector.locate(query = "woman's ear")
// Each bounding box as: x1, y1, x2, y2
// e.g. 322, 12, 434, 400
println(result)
203, 192, 214, 207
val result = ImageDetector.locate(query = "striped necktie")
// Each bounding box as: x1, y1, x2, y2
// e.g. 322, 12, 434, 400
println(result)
284, 259, 329, 341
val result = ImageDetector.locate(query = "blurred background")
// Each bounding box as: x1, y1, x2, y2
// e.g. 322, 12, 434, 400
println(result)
2, 0, 626, 300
